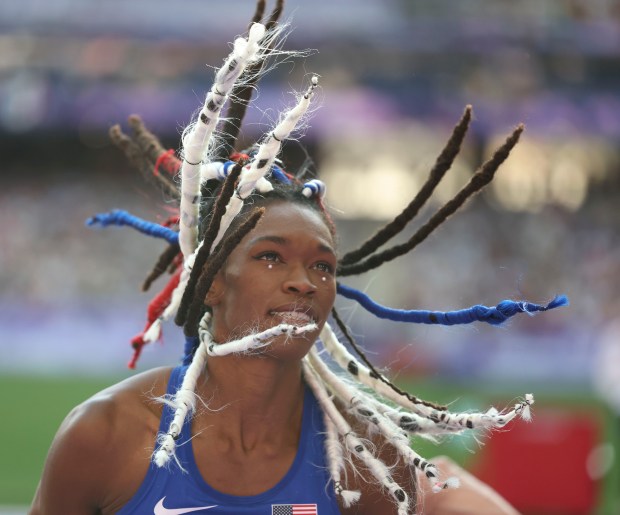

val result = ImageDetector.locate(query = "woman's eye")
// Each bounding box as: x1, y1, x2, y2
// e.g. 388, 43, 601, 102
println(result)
256, 252, 281, 263
314, 262, 334, 274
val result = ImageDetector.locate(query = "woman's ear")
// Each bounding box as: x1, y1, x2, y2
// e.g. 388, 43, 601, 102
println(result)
204, 271, 225, 307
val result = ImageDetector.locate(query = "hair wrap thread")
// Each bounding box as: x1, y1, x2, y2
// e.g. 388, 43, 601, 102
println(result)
153, 149, 179, 177
302, 179, 326, 199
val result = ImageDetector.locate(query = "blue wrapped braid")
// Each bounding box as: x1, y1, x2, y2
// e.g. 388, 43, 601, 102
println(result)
336, 282, 568, 326
86, 210, 179, 245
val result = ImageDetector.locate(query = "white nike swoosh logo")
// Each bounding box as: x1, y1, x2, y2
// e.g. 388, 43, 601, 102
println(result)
154, 496, 218, 515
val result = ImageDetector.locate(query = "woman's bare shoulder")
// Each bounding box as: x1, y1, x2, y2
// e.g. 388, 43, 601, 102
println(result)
92, 365, 175, 415
31, 366, 174, 515
61, 365, 174, 451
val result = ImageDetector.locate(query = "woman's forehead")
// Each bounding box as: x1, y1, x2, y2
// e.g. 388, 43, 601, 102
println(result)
250, 201, 335, 245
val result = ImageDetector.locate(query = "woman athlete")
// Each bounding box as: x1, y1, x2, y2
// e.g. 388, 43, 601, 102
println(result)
30, 2, 566, 513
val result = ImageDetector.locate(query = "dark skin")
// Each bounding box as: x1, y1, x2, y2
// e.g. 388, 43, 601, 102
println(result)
31, 201, 517, 515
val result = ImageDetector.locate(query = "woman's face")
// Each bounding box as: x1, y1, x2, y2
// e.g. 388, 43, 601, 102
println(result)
208, 200, 337, 360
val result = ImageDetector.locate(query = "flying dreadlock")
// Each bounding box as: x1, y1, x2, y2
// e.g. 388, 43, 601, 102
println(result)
88, 2, 568, 512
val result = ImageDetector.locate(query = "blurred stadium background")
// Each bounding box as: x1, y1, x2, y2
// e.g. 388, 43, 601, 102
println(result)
1, 0, 619, 513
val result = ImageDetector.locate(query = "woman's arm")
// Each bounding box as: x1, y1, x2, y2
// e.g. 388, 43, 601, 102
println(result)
30, 368, 171, 515
417, 456, 520, 515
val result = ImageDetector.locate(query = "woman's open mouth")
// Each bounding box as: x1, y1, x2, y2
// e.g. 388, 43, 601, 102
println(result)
268, 308, 316, 326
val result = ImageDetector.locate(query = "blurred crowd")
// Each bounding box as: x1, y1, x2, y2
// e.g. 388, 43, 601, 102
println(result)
1, 146, 618, 391
1, 0, 619, 388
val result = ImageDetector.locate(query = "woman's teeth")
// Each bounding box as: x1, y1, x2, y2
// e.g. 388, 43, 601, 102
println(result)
271, 311, 313, 325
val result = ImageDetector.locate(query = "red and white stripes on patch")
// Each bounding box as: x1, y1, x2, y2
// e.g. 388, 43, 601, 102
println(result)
271, 503, 318, 515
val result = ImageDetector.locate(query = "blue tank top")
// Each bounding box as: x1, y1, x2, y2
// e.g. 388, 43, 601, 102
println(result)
117, 366, 341, 515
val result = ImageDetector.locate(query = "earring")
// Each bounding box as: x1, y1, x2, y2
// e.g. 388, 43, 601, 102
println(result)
321, 276, 327, 282
268, 264, 274, 270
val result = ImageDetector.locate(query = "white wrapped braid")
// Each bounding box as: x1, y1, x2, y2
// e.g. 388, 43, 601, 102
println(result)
302, 359, 411, 515
238, 75, 320, 199
143, 317, 162, 344
157, 240, 206, 331
319, 322, 534, 433
320, 322, 439, 417
323, 412, 362, 508
200, 160, 238, 182
199, 322, 317, 357
153, 313, 211, 467
210, 75, 320, 251
161, 24, 268, 339
371, 402, 464, 437
178, 22, 267, 260
306, 347, 459, 495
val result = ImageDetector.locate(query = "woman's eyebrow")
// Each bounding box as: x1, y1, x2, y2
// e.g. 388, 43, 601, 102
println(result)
251, 235, 336, 256
251, 235, 287, 246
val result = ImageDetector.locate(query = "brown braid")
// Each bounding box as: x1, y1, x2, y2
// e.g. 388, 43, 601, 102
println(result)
200, 163, 244, 248
331, 308, 448, 412
109, 124, 151, 173
252, 0, 266, 24
127, 115, 170, 169
338, 124, 524, 277
184, 208, 265, 336
266, 0, 285, 28
142, 242, 181, 292
175, 163, 243, 326
109, 121, 179, 198
339, 105, 472, 266
168, 253, 182, 274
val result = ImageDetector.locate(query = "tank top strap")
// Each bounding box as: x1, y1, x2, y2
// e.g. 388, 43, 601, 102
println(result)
116, 365, 192, 515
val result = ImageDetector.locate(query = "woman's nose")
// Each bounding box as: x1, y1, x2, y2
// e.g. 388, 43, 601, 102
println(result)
282, 266, 317, 295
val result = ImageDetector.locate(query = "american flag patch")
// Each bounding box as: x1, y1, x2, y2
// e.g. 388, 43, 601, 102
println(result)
271, 504, 318, 515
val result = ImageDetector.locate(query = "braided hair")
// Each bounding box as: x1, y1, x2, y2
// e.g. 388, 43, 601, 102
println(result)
87, 2, 567, 512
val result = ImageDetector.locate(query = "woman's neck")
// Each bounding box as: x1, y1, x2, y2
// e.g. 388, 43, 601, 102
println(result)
196, 355, 305, 453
